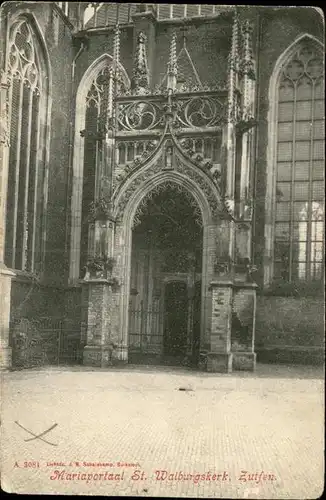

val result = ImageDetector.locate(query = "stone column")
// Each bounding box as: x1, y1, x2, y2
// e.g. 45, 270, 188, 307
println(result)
82, 210, 125, 367
232, 282, 257, 371
0, 71, 10, 263
0, 69, 14, 370
0, 266, 15, 370
200, 224, 217, 351
235, 222, 251, 267
207, 280, 233, 373
112, 222, 129, 363
82, 279, 114, 367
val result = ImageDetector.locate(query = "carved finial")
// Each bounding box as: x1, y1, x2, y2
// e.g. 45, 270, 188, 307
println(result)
113, 25, 120, 66
131, 31, 149, 95
107, 65, 114, 118
181, 23, 188, 48
240, 20, 255, 121
227, 11, 240, 122
167, 30, 177, 91
113, 25, 129, 96
241, 20, 255, 80
231, 11, 240, 68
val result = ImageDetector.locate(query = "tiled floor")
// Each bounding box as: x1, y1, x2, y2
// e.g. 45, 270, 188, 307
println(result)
1, 363, 324, 498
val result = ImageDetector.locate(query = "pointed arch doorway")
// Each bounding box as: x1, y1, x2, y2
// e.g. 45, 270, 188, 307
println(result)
128, 182, 203, 366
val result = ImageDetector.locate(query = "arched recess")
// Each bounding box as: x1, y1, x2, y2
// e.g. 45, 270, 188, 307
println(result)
69, 54, 130, 284
264, 34, 324, 286
4, 12, 52, 273
112, 164, 220, 358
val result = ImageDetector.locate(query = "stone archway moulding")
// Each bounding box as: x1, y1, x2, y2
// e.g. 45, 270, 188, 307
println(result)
264, 33, 323, 286
69, 54, 130, 284
133, 181, 203, 228
112, 157, 222, 356
117, 169, 213, 229
113, 138, 225, 226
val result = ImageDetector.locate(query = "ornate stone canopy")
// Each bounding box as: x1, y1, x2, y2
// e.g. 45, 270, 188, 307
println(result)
112, 137, 226, 225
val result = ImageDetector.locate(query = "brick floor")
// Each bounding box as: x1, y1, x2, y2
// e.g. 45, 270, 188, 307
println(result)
0, 363, 324, 498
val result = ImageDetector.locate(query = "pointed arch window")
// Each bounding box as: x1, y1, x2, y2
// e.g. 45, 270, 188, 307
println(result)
5, 18, 50, 273
69, 54, 130, 284
272, 39, 324, 282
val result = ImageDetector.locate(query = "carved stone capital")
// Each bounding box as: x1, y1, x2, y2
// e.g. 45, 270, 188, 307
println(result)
0, 69, 10, 88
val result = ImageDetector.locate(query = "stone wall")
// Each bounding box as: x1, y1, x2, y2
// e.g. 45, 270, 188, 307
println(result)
74, 15, 232, 92
74, 27, 133, 91
153, 18, 232, 88
251, 7, 324, 365
2, 2, 79, 365
9, 280, 83, 367
255, 295, 324, 364
43, 7, 74, 286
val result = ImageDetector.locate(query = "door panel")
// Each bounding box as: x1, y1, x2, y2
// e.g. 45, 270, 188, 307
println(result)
164, 281, 188, 356
191, 280, 202, 364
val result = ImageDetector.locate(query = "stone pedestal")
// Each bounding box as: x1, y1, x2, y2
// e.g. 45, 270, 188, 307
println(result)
207, 280, 233, 373
0, 70, 14, 370
232, 351, 256, 371
231, 282, 257, 371
0, 265, 15, 370
81, 278, 125, 368
83, 345, 114, 368
207, 352, 233, 373
205, 278, 257, 373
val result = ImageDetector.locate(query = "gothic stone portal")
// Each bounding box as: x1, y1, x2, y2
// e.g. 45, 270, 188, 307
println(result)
128, 184, 203, 366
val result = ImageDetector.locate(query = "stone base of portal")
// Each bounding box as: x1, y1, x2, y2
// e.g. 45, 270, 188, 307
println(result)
83, 345, 128, 368
0, 346, 12, 371
206, 352, 233, 373
0, 265, 15, 370
232, 351, 257, 371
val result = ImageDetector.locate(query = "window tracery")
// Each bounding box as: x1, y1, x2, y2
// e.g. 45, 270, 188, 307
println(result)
5, 18, 48, 273
273, 39, 324, 282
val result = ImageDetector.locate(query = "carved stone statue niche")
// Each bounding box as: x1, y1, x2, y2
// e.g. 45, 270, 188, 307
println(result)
164, 143, 174, 170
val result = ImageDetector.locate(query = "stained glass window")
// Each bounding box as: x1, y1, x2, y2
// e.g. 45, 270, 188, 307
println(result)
274, 40, 324, 282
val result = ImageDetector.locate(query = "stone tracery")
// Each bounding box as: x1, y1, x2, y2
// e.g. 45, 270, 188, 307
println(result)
113, 148, 225, 224
4, 16, 49, 273
8, 20, 41, 93
133, 181, 203, 229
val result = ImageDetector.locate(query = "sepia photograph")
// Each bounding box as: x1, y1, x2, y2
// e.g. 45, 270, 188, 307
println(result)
0, 2, 324, 498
